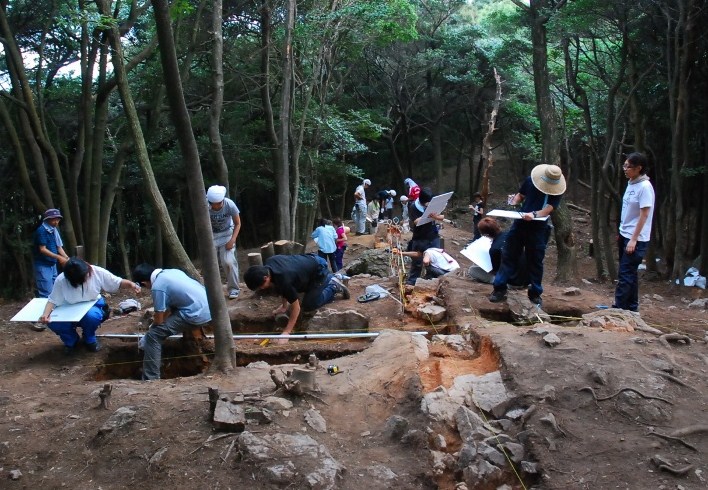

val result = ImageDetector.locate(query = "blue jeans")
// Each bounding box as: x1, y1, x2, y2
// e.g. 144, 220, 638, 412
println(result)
406, 237, 441, 285
48, 297, 106, 347
354, 202, 367, 234
142, 313, 210, 380
301, 255, 337, 311
614, 237, 648, 311
334, 247, 346, 270
493, 221, 550, 297
34, 263, 58, 298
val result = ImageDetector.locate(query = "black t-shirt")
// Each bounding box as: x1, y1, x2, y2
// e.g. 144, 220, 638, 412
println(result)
265, 254, 323, 304
409, 201, 439, 241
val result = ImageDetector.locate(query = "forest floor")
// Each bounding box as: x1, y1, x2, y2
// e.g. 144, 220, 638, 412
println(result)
1, 201, 707, 489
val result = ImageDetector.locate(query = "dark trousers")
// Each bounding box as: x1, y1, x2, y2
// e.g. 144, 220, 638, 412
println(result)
493, 221, 550, 297
406, 237, 441, 285
318, 250, 338, 272
334, 247, 346, 270
302, 255, 337, 311
614, 237, 648, 311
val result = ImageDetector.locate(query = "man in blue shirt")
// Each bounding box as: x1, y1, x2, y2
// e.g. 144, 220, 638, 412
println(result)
133, 264, 212, 380
489, 164, 566, 306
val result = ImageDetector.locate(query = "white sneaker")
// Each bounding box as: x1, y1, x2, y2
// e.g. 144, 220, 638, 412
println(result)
228, 289, 239, 299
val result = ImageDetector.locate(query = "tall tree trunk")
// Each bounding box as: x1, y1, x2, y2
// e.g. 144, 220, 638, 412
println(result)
150, 0, 235, 373
0, 4, 77, 249
514, 0, 576, 282
99, 0, 199, 280
209, 0, 230, 189
259, 2, 289, 239
281, 0, 295, 240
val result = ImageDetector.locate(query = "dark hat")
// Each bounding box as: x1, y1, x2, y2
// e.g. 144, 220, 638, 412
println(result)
43, 208, 63, 220
419, 187, 433, 205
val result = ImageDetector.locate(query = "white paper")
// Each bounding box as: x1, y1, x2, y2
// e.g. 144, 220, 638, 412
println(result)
487, 209, 549, 221
11, 298, 98, 322
460, 237, 493, 272
417, 191, 454, 226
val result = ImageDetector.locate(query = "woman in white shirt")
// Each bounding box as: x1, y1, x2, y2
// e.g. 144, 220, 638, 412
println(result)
40, 258, 140, 355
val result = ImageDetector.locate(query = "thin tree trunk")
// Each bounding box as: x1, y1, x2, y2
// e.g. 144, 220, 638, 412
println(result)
99, 0, 199, 280
209, 0, 230, 189
151, 0, 235, 373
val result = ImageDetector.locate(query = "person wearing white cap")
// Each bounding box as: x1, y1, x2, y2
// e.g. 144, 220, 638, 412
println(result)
206, 185, 242, 299
399, 195, 410, 231
353, 178, 371, 235
489, 164, 566, 306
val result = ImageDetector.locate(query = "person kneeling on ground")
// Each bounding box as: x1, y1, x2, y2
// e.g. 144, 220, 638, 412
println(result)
244, 254, 350, 343
468, 217, 529, 286
132, 264, 211, 381
393, 247, 459, 279
40, 257, 140, 355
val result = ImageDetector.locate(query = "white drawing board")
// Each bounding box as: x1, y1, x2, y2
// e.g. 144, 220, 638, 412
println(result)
417, 191, 454, 226
11, 298, 97, 322
460, 237, 493, 272
487, 209, 549, 221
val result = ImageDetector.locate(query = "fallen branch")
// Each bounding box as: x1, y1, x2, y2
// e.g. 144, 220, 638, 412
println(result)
567, 202, 590, 214
189, 433, 239, 455
646, 431, 698, 452
579, 386, 672, 405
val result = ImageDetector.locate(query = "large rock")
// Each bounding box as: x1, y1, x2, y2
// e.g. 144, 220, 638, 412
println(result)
579, 308, 661, 333
344, 248, 396, 277
308, 308, 369, 332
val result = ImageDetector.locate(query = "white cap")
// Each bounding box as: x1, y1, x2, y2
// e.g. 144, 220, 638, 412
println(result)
206, 185, 227, 203
399, 195, 409, 202
363, 179, 371, 186
389, 190, 396, 197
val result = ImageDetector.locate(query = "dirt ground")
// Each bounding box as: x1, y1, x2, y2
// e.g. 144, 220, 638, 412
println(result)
1, 204, 707, 489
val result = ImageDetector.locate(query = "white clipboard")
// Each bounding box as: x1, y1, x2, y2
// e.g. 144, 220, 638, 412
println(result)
11, 298, 98, 322
417, 191, 454, 226
460, 237, 493, 272
487, 209, 548, 221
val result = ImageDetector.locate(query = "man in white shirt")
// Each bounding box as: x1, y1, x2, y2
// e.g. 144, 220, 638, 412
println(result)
353, 179, 371, 235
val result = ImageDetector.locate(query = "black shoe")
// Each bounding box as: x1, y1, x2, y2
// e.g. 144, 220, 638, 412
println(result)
85, 342, 101, 352
528, 294, 542, 306
63, 345, 77, 356
489, 290, 507, 303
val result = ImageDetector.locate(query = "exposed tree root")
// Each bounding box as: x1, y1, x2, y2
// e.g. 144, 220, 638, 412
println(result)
670, 425, 708, 437
651, 455, 695, 476
658, 333, 691, 348
579, 386, 672, 405
631, 359, 694, 390
646, 431, 698, 452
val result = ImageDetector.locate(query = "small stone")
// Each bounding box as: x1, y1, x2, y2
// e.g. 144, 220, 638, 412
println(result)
562, 287, 581, 296
9, 469, 22, 480
543, 333, 561, 347
652, 294, 665, 301
360, 431, 371, 437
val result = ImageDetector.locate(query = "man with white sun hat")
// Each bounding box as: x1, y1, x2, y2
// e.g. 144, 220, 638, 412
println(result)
206, 185, 242, 299
488, 164, 566, 306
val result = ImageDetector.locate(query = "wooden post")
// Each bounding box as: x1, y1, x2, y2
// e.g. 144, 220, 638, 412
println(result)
291, 242, 305, 255
248, 253, 263, 266
260, 241, 274, 261
274, 240, 291, 255
74, 245, 85, 259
